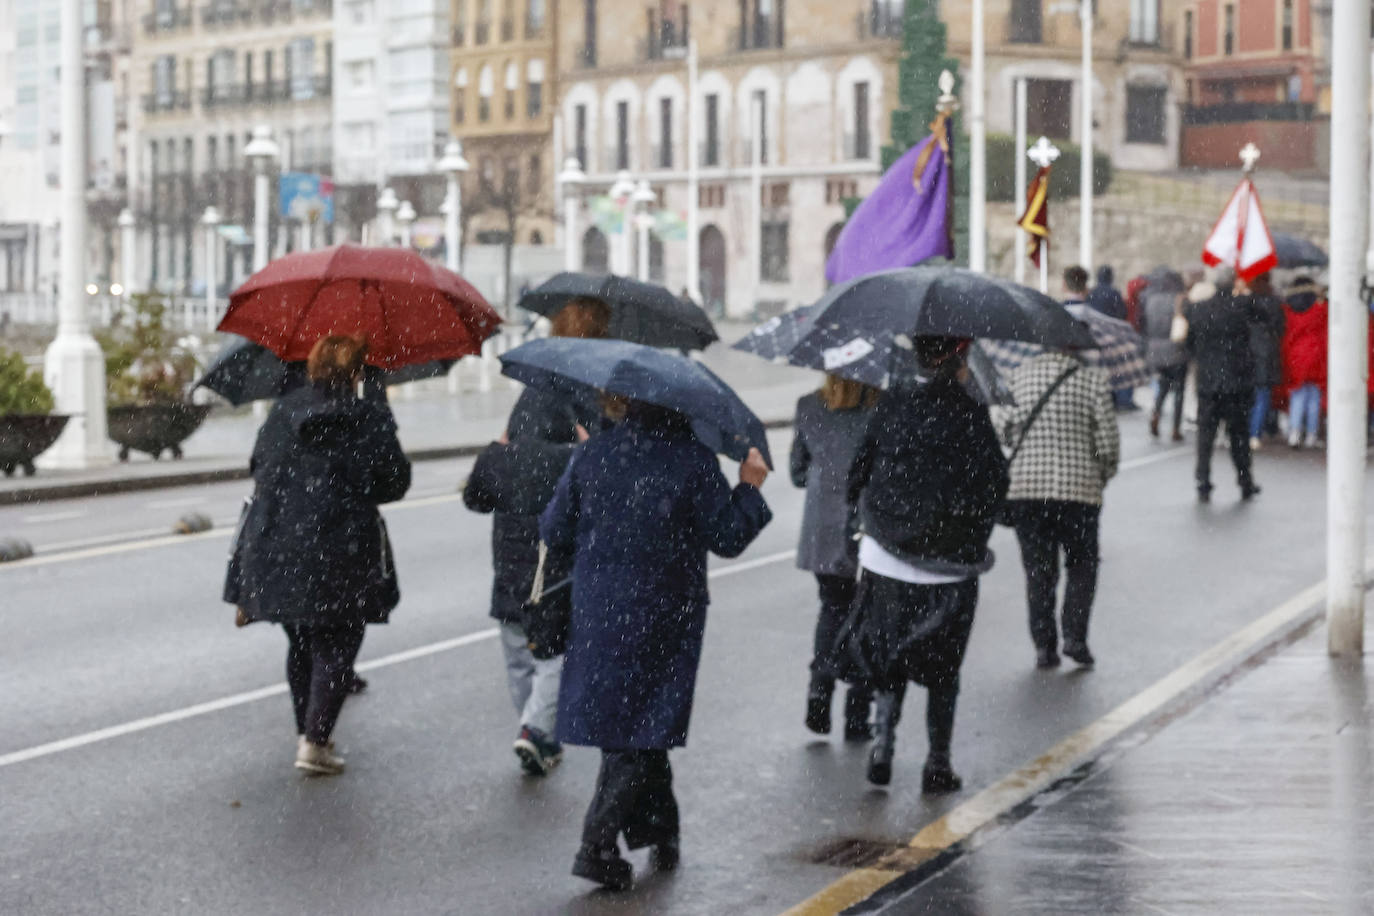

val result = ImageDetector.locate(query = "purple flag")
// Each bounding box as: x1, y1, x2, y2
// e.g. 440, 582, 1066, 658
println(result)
825, 129, 953, 286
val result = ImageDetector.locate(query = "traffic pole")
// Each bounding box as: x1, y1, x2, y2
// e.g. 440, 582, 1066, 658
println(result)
1326, 0, 1370, 656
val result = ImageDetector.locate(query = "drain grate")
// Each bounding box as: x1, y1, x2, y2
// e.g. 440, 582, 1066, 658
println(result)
806, 838, 926, 872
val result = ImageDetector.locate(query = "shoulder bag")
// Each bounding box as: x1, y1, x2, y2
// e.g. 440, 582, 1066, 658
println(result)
996, 364, 1080, 526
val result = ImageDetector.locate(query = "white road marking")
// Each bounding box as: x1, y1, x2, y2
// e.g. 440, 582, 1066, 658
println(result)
0, 551, 798, 769
1120, 447, 1190, 471
21, 510, 87, 524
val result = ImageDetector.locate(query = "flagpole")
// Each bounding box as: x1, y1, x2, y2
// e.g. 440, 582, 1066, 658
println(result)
969, 0, 987, 272
686, 36, 700, 302
1013, 77, 1028, 285
1078, 0, 1094, 272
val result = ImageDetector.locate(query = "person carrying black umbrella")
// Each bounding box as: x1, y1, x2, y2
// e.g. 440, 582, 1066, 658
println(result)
839, 336, 1009, 791
540, 400, 772, 891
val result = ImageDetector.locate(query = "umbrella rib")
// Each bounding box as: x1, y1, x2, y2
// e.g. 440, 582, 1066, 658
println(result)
281, 247, 342, 359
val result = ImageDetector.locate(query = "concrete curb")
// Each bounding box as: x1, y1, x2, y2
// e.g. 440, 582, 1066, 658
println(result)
0, 417, 796, 506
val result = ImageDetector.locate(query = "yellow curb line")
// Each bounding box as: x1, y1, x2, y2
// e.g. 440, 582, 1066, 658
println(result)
781, 573, 1335, 916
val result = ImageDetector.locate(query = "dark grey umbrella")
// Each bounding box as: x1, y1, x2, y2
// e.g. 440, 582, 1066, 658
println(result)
1144, 266, 1185, 294
517, 272, 719, 351
731, 305, 817, 362
1272, 232, 1327, 270
499, 337, 770, 465
196, 334, 454, 406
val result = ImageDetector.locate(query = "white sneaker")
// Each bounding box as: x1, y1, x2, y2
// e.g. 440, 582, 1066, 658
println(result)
295, 737, 345, 775
1250, 437, 1262, 451
1289, 432, 1304, 449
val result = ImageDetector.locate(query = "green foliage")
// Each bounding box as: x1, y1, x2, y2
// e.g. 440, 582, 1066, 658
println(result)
95, 294, 200, 407
0, 348, 55, 416
985, 134, 1114, 203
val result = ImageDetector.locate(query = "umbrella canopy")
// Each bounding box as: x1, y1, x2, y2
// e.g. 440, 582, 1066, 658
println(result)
1272, 232, 1327, 270
793, 268, 1096, 378
195, 334, 455, 406
732, 304, 1012, 405
980, 305, 1151, 390
218, 244, 501, 369
499, 338, 770, 466
518, 272, 719, 351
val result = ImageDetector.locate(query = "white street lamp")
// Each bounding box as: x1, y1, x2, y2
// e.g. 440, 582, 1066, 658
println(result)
558, 157, 586, 272
436, 140, 470, 272
201, 206, 221, 330
245, 125, 279, 273
117, 208, 136, 298
376, 187, 399, 247
609, 169, 635, 275
632, 180, 657, 282
41, 0, 110, 468
1026, 136, 1061, 295
396, 200, 417, 249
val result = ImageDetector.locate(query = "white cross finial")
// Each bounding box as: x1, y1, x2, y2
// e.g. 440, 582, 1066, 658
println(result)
1027, 136, 1061, 169
1240, 142, 1261, 174
936, 70, 959, 114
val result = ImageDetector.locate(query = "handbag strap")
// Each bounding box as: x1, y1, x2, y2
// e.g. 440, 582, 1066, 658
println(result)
1008, 364, 1080, 462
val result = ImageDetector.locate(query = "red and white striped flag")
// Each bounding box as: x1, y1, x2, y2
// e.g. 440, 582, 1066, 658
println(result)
1202, 177, 1278, 282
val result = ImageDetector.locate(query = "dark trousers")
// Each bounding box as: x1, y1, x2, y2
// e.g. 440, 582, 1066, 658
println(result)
876, 678, 959, 763
1196, 390, 1255, 491
812, 573, 856, 676
581, 749, 679, 853
283, 623, 366, 745
1154, 364, 1187, 433
1012, 500, 1101, 652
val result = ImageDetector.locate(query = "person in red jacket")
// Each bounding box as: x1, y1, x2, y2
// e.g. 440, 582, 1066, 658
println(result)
1280, 278, 1328, 449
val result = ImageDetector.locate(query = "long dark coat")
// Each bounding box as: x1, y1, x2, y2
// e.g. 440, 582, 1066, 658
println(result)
789, 393, 872, 577
1244, 293, 1286, 389
463, 387, 582, 624
1186, 291, 1265, 395
228, 382, 412, 626
539, 412, 772, 749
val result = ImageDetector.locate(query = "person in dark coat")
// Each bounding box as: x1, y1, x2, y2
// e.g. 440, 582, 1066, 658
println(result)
790, 375, 878, 741
1142, 271, 1189, 441
1242, 272, 1285, 447
466, 296, 610, 777
540, 401, 772, 891
1185, 266, 1264, 502
1088, 265, 1136, 409
228, 335, 411, 776
838, 336, 1009, 792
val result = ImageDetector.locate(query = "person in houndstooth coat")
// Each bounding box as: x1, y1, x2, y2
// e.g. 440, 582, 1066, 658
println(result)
996, 350, 1120, 670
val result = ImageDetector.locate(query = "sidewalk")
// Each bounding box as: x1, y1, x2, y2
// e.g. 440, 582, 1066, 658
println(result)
0, 337, 818, 503
864, 617, 1374, 915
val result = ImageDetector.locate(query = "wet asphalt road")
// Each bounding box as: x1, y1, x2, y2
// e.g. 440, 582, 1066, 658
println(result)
0, 421, 1363, 915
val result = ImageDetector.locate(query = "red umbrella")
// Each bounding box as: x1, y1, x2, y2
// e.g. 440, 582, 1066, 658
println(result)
218, 244, 501, 369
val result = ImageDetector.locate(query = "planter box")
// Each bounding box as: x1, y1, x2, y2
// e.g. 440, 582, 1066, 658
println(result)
107, 403, 212, 461
0, 414, 71, 477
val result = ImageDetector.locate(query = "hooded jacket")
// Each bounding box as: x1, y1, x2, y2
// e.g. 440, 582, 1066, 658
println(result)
228, 382, 412, 626
1087, 266, 1128, 322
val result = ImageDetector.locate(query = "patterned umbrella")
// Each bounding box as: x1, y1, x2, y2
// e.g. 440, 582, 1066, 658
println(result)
980, 304, 1151, 390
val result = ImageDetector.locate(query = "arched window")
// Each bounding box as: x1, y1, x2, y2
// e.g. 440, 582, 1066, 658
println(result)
583, 227, 609, 273
478, 64, 494, 122
526, 59, 545, 117
504, 61, 519, 120
454, 67, 468, 123
699, 225, 726, 313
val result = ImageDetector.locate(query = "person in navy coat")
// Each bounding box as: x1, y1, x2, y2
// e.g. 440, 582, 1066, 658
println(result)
540, 399, 772, 891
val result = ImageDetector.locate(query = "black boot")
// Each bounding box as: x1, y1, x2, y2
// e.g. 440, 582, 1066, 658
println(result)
805, 676, 833, 735
866, 691, 900, 786
572, 845, 633, 891
921, 755, 963, 795
843, 687, 873, 741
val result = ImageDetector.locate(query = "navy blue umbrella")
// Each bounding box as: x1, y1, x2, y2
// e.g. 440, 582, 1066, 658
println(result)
499, 337, 771, 466
732, 305, 819, 362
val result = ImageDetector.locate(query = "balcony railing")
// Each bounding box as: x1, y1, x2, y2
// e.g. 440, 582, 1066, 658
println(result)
1182, 101, 1315, 125
199, 77, 333, 109
200, 3, 254, 27
142, 91, 193, 114
255, 0, 333, 25
142, 8, 193, 35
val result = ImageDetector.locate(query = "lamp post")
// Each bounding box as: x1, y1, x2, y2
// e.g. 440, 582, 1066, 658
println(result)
117, 208, 136, 298
609, 169, 635, 275
42, 0, 109, 468
558, 157, 586, 271
1326, 0, 1371, 655
245, 125, 279, 273
1013, 78, 1028, 285
201, 206, 221, 330
632, 180, 657, 281
969, 0, 987, 272
436, 140, 470, 272
396, 200, 417, 249
376, 187, 398, 247
1026, 136, 1061, 295
686, 37, 701, 300
1077, 0, 1094, 271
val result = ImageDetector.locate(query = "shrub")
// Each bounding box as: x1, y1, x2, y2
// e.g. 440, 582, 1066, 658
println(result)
95, 294, 200, 407
0, 348, 55, 415
986, 134, 1113, 203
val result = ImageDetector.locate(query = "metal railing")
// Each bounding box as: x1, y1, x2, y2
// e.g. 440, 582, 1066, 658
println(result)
200, 3, 254, 27
142, 8, 193, 34
1182, 101, 1316, 125
200, 77, 333, 109
142, 91, 193, 114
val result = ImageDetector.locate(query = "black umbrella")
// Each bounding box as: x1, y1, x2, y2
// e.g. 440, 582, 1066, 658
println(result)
196, 334, 455, 406
732, 304, 1012, 405
518, 272, 719, 351
1272, 232, 1327, 270
499, 337, 770, 466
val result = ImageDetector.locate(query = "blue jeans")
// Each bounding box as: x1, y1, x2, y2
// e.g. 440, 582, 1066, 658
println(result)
1249, 387, 1272, 439
1289, 384, 1322, 439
